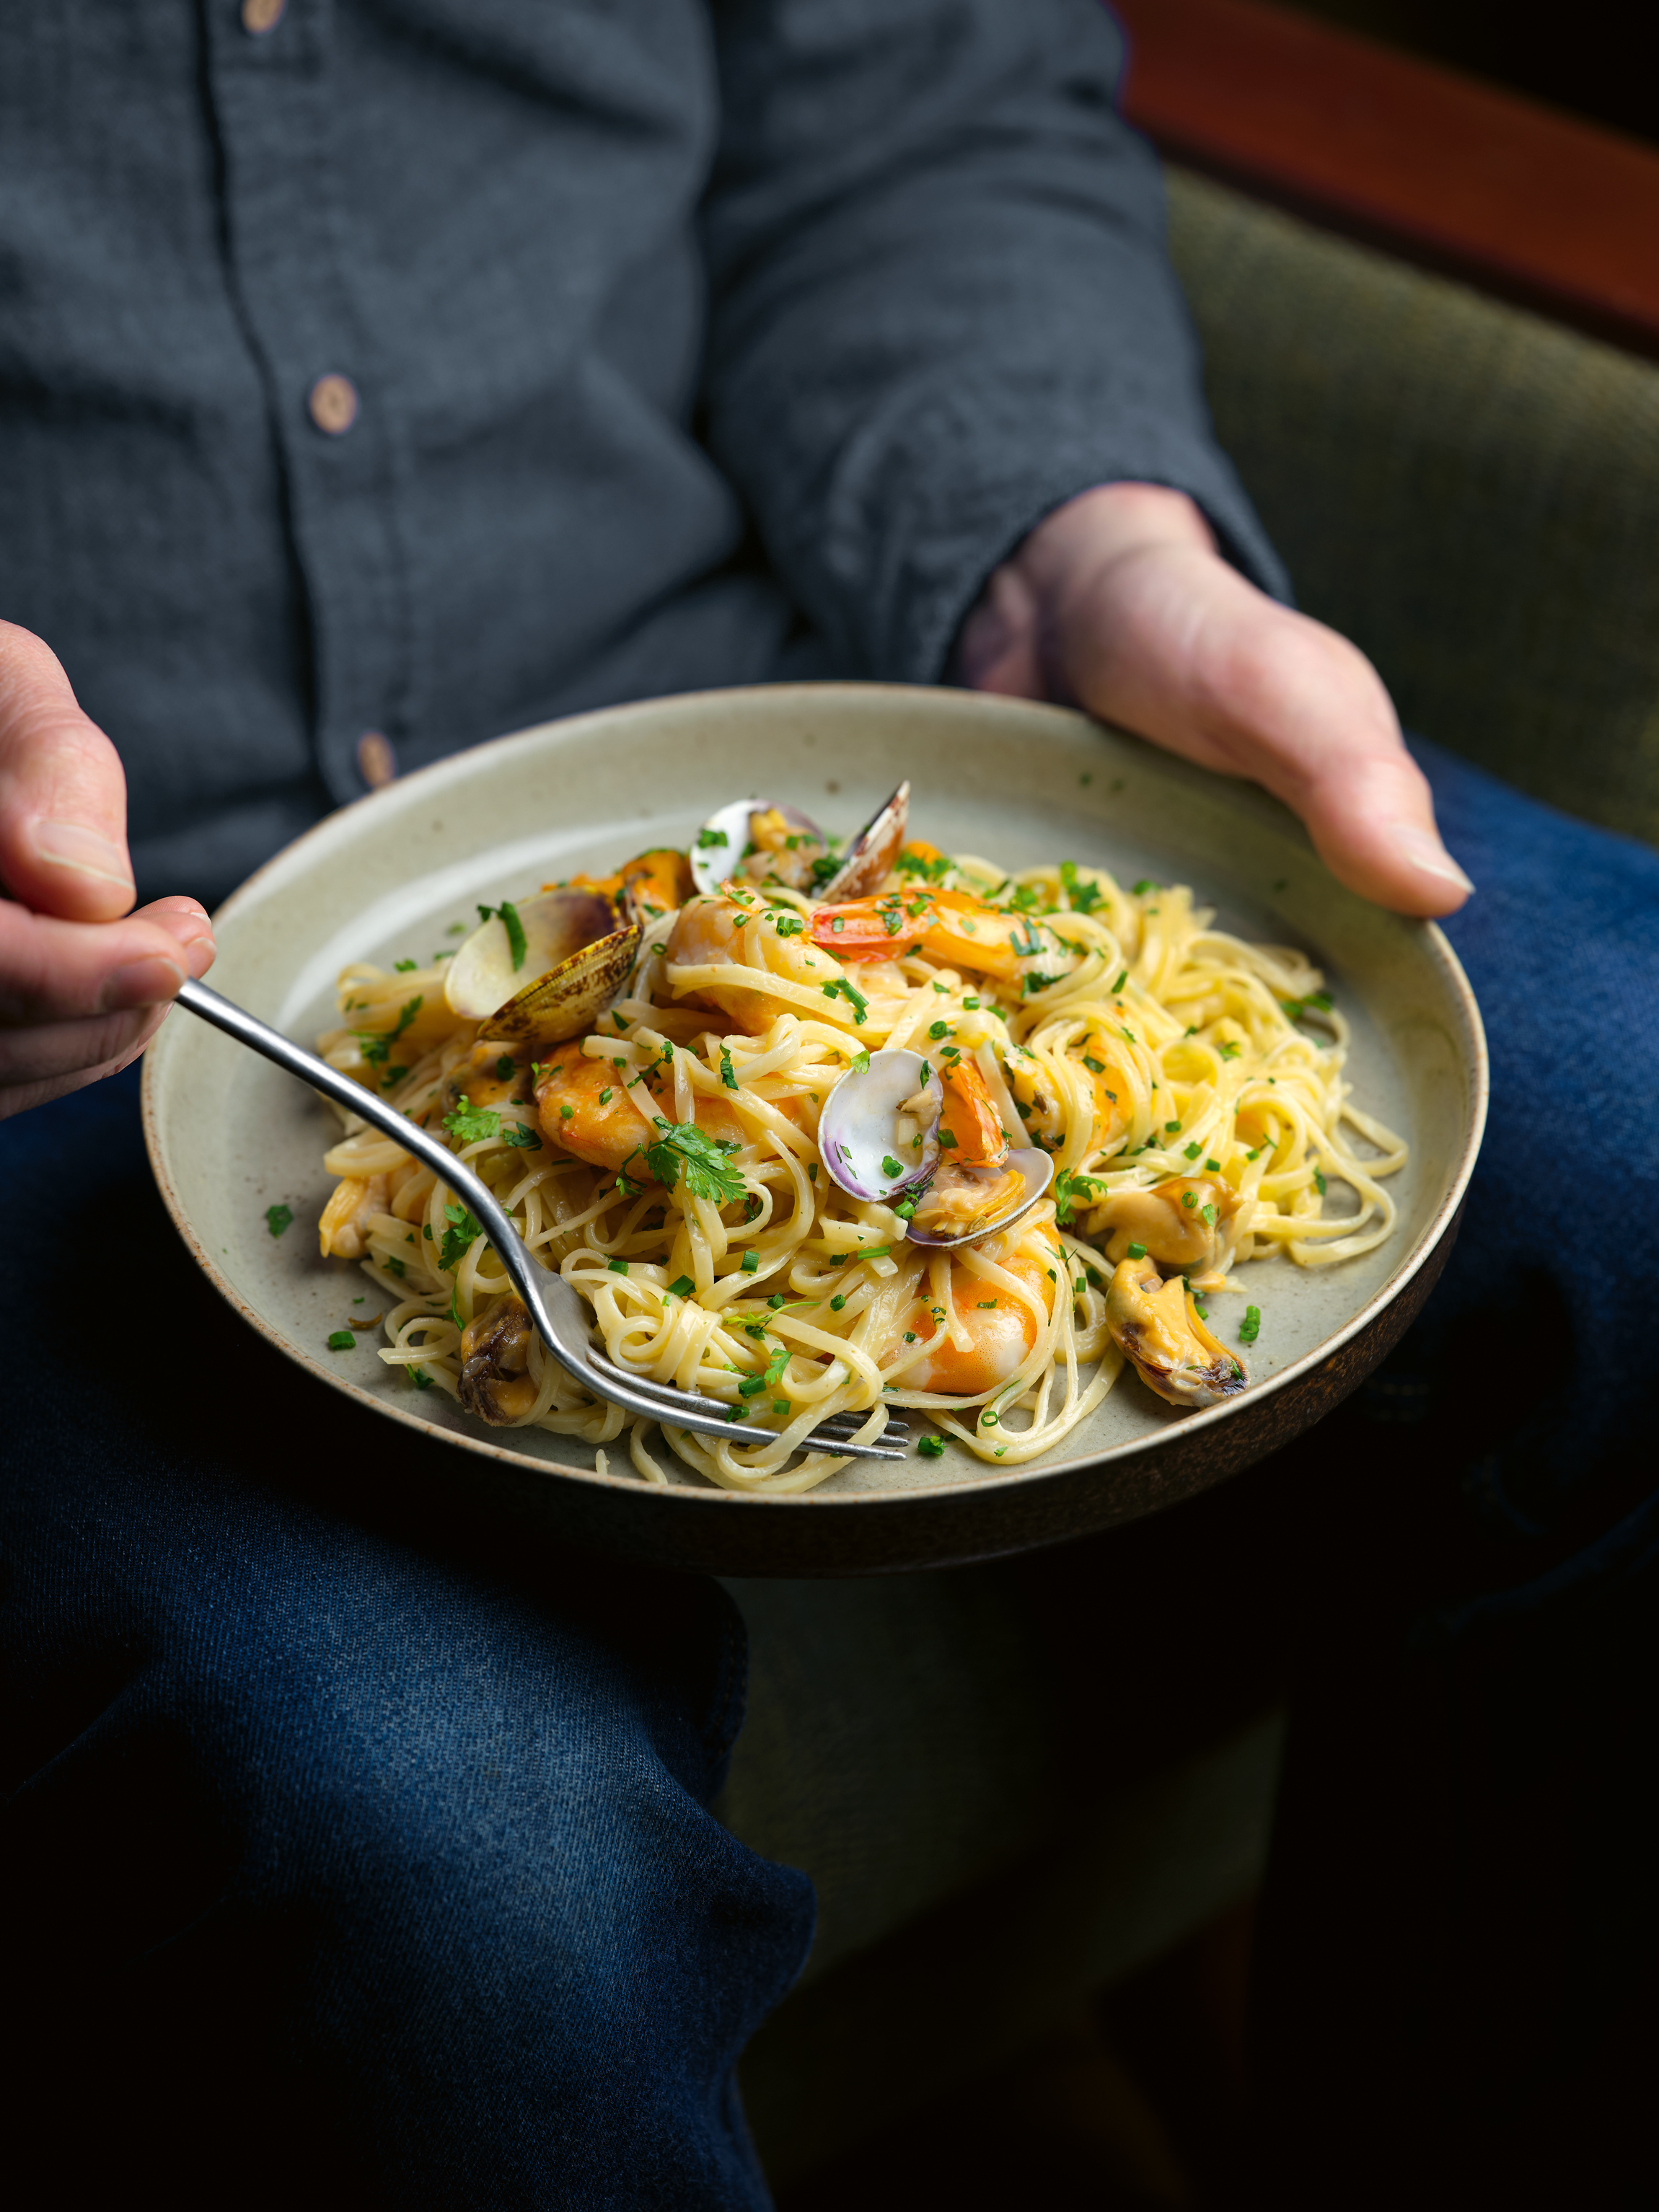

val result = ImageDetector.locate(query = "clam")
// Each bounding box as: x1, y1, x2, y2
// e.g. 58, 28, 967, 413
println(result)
445, 887, 641, 1049
819, 1048, 943, 1204
687, 783, 910, 902
819, 1044, 1054, 1248
688, 799, 828, 898
1104, 1255, 1246, 1408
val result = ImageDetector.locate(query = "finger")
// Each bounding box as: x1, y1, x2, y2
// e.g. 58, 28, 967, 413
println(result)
133, 895, 217, 974
0, 900, 206, 1028
0, 1003, 170, 1117
1184, 597, 1474, 917
0, 620, 136, 922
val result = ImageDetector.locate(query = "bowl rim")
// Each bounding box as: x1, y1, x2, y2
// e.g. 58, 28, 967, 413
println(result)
142, 681, 1489, 1516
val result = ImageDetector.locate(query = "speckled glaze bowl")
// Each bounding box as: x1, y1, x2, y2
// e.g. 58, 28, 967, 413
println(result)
143, 684, 1486, 1575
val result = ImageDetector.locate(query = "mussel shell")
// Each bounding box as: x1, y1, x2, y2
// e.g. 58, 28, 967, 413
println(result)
481, 923, 644, 1049
815, 780, 910, 902
445, 888, 618, 1021
819, 1047, 942, 1204
904, 1147, 1055, 1248
687, 798, 823, 899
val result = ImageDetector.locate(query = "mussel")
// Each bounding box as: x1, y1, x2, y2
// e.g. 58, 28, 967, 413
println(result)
687, 783, 910, 902
819, 1045, 1053, 1249
1104, 1254, 1246, 1408
1091, 1176, 1244, 1282
445, 887, 641, 1049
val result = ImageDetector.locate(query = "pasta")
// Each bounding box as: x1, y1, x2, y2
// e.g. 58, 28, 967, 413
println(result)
312, 811, 1405, 1492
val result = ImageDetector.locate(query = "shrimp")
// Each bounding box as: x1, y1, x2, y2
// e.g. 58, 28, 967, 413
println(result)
893, 1239, 1057, 1396
532, 1039, 770, 1180
809, 886, 1083, 985
666, 889, 851, 1034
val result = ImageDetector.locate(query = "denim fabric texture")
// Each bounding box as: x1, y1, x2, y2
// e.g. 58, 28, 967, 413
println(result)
0, 0, 1280, 912
4, 736, 1656, 2202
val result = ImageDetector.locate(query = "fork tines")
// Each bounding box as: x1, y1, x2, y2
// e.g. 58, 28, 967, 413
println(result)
585, 1352, 911, 1460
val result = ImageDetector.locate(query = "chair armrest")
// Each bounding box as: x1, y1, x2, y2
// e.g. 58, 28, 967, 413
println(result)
1166, 169, 1659, 847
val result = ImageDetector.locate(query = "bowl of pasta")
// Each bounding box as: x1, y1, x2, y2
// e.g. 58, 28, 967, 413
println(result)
142, 684, 1485, 1574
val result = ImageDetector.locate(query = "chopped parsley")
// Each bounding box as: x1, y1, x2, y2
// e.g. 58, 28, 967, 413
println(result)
696, 827, 729, 848
382, 1256, 405, 1279
720, 1048, 738, 1090
495, 1054, 516, 1079
849, 1048, 871, 1075
1314, 1169, 1328, 1196
821, 975, 868, 1023
502, 1123, 540, 1149
357, 994, 422, 1067
411, 1365, 433, 1390
1132, 879, 1158, 896
395, 958, 418, 972
1083, 1055, 1106, 1075
265, 1203, 293, 1238
1218, 1041, 1241, 1059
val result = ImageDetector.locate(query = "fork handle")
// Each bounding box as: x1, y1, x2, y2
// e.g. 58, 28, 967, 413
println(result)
172, 978, 791, 1450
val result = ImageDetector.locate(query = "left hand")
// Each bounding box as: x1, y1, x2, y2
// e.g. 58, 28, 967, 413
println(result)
951, 482, 1474, 918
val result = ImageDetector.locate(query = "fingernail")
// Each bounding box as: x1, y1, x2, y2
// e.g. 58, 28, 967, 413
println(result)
1392, 824, 1474, 894
102, 955, 186, 1012
32, 819, 135, 890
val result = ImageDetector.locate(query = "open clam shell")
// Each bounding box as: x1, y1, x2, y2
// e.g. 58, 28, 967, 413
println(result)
688, 798, 825, 898
816, 780, 910, 902
482, 923, 644, 1049
445, 888, 619, 1021
819, 1047, 943, 1204
903, 1147, 1055, 1249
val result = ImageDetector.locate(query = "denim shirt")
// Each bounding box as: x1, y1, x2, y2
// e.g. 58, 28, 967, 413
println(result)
0, 0, 1280, 907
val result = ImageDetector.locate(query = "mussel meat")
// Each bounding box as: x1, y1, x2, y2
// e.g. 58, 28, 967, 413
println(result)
1104, 1254, 1246, 1408
1091, 1176, 1244, 1282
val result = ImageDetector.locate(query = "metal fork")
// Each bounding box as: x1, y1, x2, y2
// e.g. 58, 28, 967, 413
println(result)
175, 977, 910, 1460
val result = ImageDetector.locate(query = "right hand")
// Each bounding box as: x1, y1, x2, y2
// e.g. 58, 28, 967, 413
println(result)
0, 620, 216, 1121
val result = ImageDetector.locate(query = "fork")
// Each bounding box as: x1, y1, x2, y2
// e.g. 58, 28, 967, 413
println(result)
175, 977, 910, 1460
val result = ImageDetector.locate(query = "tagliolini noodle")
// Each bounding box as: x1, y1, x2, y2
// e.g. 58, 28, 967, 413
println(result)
312, 836, 1406, 1494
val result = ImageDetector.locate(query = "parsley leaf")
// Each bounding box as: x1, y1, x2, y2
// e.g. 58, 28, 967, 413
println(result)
501, 1122, 542, 1150
265, 1203, 293, 1238
442, 1095, 501, 1145
644, 1117, 747, 1205
1052, 1168, 1104, 1225
438, 1202, 483, 1272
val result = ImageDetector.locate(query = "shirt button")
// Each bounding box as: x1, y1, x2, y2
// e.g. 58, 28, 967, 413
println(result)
308, 374, 359, 436
241, 0, 286, 33
357, 731, 397, 788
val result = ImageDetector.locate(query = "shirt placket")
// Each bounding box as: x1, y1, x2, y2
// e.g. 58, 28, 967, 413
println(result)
203, 0, 412, 802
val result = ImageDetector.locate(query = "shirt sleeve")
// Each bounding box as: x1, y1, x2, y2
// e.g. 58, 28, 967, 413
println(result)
700, 0, 1288, 684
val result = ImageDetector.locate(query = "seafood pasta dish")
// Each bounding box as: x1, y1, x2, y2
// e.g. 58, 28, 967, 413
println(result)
313, 785, 1406, 1493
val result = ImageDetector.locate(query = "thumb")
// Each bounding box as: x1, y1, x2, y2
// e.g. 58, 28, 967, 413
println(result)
0, 620, 136, 922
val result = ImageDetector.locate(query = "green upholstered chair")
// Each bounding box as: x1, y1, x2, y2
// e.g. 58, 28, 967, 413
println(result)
718, 170, 1659, 2192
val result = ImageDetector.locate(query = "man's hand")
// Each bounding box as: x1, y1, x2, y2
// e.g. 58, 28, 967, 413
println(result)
0, 620, 216, 1121
953, 483, 1473, 917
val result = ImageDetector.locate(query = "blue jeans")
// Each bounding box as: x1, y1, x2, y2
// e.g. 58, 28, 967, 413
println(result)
4, 739, 1656, 2204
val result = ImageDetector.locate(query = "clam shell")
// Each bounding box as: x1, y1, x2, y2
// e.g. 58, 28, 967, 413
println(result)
817, 780, 910, 902
445, 888, 618, 1021
819, 1047, 942, 1203
688, 798, 824, 899
904, 1147, 1055, 1249
482, 924, 644, 1049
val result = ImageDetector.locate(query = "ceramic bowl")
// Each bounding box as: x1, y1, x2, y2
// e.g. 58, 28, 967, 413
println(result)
142, 684, 1486, 1574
